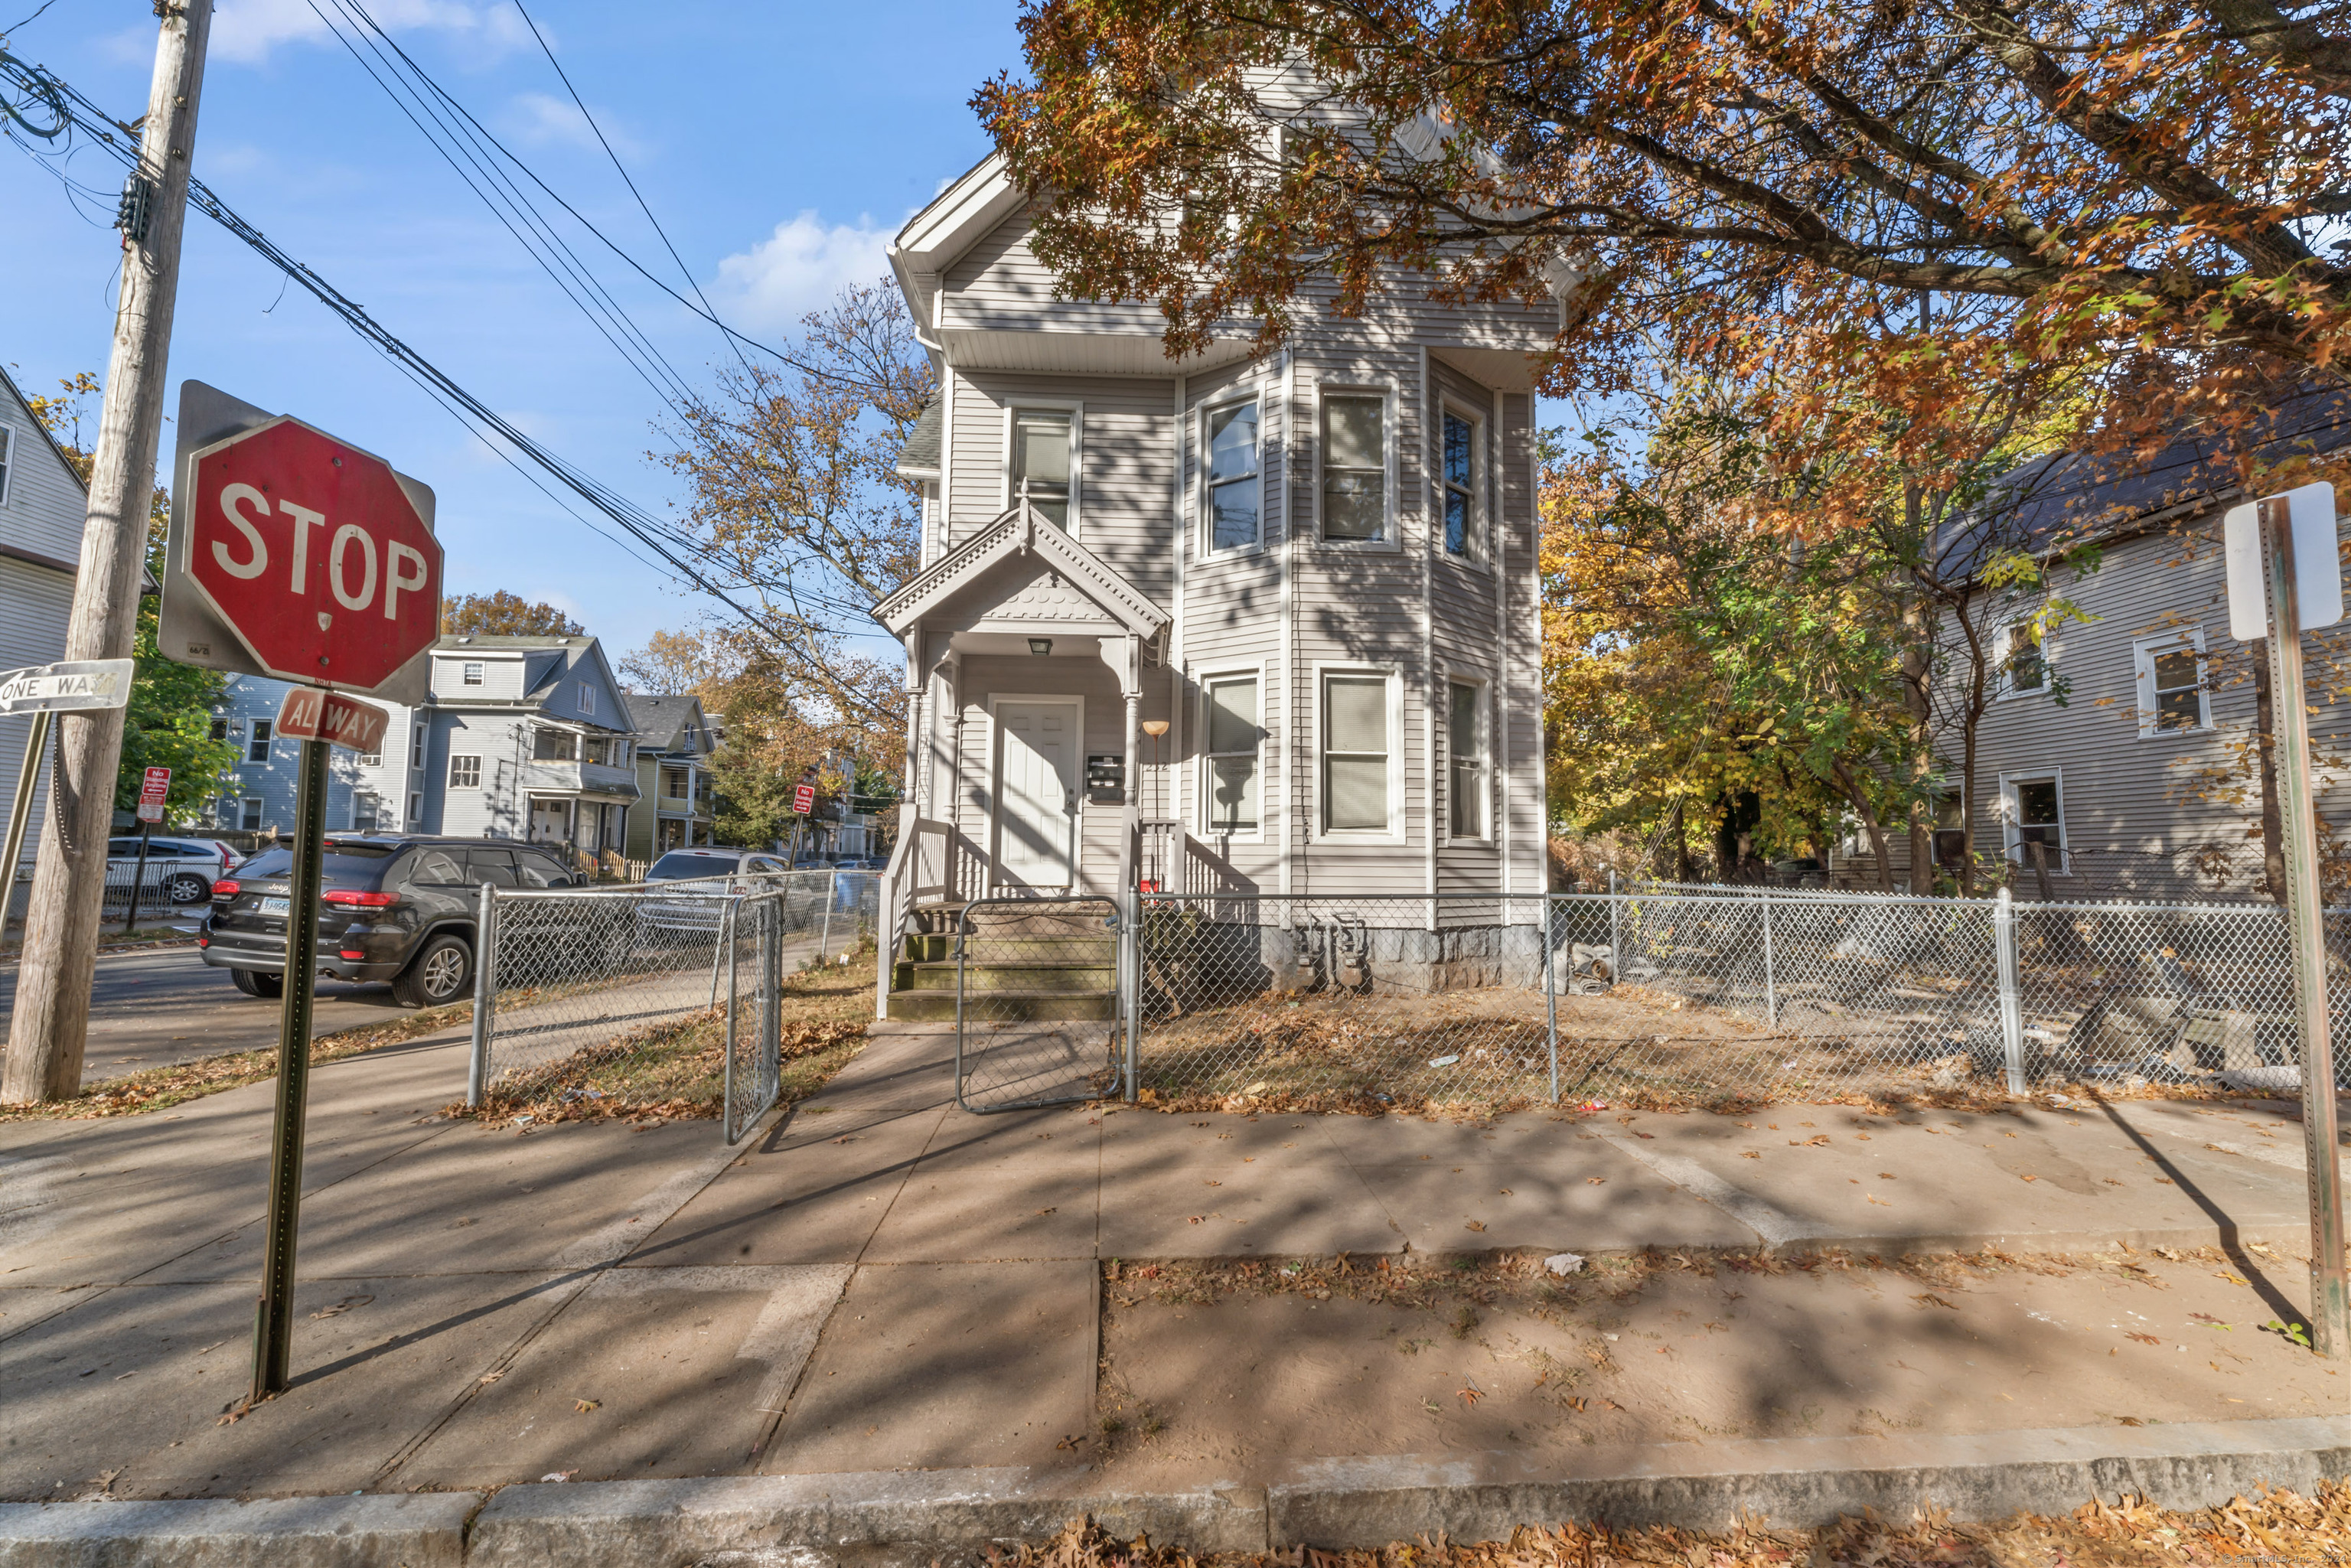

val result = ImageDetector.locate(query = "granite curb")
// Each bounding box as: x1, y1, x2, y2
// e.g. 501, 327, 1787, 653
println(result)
6, 1416, 2350, 1566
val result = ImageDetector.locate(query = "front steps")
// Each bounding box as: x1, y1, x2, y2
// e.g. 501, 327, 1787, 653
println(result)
885, 906, 1117, 1022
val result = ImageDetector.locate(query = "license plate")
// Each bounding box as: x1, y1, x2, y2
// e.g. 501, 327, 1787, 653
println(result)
260, 896, 289, 915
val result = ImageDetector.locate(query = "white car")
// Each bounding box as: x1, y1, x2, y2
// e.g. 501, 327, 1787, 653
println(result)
106, 836, 233, 905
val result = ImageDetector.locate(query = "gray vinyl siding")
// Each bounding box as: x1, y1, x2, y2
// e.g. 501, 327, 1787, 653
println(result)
0, 559, 72, 861
432, 714, 529, 840
432, 654, 528, 702
211, 676, 418, 835
0, 403, 88, 567
941, 210, 1165, 340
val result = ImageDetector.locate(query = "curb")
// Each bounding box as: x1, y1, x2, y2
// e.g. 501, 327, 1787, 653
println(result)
5, 1417, 2349, 1566
0, 1492, 482, 1568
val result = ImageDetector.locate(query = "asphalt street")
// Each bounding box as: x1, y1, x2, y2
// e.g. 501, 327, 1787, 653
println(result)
0, 941, 415, 1084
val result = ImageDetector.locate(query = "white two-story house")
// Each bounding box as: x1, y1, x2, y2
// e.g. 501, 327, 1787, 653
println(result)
875, 152, 1552, 918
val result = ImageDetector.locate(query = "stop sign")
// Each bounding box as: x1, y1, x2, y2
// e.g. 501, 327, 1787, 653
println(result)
182, 416, 442, 695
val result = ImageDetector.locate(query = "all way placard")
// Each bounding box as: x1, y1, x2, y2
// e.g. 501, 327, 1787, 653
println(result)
275, 686, 390, 757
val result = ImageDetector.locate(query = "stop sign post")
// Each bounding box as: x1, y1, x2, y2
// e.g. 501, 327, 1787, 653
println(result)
161, 382, 444, 1403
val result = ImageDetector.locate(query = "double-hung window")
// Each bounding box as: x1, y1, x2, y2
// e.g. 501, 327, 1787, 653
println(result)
1205, 399, 1260, 553
1999, 619, 2047, 696
1320, 394, 1387, 543
1201, 674, 1261, 834
1447, 680, 1489, 838
2002, 774, 2066, 869
448, 754, 482, 790
1322, 672, 1394, 833
0, 425, 12, 505
246, 719, 272, 764
2134, 631, 2209, 735
409, 725, 426, 769
461, 661, 484, 687
579, 682, 596, 717
406, 791, 424, 826
1012, 409, 1073, 528
1442, 408, 1482, 559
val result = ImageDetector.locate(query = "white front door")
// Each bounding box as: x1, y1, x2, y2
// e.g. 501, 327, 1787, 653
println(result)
530, 800, 568, 843
994, 700, 1079, 888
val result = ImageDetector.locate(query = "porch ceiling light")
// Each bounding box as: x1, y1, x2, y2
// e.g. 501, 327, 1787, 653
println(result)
1027, 638, 1053, 656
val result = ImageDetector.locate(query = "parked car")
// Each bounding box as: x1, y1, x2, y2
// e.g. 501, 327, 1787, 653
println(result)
200, 835, 585, 1008
637, 847, 791, 940
106, 836, 233, 906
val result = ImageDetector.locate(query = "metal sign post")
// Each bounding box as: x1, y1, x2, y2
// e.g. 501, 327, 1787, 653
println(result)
123, 765, 171, 936
2227, 481, 2347, 1357
252, 734, 328, 1400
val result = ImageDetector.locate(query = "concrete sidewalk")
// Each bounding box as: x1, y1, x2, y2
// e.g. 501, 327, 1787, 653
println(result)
4, 1015, 2348, 1524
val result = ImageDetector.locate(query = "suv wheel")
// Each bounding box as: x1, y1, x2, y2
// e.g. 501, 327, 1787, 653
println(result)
230, 967, 283, 999
165, 871, 210, 905
392, 933, 472, 1009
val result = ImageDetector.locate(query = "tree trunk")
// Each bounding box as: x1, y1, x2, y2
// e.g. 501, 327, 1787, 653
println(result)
1832, 760, 1896, 891
1899, 505, 1934, 895
2256, 648, 2287, 900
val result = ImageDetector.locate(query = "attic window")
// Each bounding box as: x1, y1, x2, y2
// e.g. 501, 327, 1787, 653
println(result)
578, 681, 595, 716
461, 661, 484, 686
0, 425, 12, 506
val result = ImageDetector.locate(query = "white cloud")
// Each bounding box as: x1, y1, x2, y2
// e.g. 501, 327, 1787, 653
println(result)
210, 0, 530, 67
707, 211, 895, 334
504, 91, 647, 161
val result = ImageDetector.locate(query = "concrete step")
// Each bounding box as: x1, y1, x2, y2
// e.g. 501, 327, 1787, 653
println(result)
885, 989, 1114, 1022
895, 960, 1117, 995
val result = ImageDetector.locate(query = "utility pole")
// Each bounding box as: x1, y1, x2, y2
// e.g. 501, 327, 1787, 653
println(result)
1, 0, 214, 1103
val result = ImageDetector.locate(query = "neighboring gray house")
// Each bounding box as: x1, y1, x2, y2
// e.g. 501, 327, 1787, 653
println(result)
211, 633, 641, 859
1831, 387, 2351, 897
621, 693, 716, 857
878, 148, 1552, 907
0, 365, 98, 864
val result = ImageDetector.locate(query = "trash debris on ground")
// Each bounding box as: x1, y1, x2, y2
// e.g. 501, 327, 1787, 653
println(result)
1544, 1252, 1586, 1276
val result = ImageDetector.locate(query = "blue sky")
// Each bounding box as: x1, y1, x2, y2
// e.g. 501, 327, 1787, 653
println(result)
2, 0, 1026, 664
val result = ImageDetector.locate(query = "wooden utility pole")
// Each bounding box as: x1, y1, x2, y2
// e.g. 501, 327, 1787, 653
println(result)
1, 0, 214, 1103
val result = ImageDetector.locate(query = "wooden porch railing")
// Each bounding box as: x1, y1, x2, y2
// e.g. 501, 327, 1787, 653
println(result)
1134, 818, 1259, 898
874, 804, 980, 1018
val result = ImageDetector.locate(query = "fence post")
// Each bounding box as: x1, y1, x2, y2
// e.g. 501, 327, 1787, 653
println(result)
1994, 886, 2027, 1095
820, 869, 836, 962
1544, 894, 1560, 1103
1608, 870, 1621, 987
1761, 889, 1777, 1028
721, 897, 741, 1135
1123, 890, 1141, 1103
465, 882, 496, 1108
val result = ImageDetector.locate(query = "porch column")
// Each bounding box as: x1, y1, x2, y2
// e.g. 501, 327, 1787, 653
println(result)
1107, 634, 1141, 807
902, 632, 923, 808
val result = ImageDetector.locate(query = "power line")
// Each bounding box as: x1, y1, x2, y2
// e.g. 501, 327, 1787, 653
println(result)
0, 52, 781, 634
507, 0, 755, 383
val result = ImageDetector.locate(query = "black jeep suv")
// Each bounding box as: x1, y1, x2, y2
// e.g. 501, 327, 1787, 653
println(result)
200, 836, 583, 1009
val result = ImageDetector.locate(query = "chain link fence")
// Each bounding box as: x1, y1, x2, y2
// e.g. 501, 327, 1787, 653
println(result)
465, 869, 879, 1140
1129, 888, 2336, 1108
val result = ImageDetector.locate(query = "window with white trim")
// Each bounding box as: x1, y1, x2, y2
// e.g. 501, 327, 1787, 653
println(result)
0, 425, 12, 505
358, 743, 381, 767
1998, 618, 2047, 696
2002, 774, 2066, 868
1321, 671, 1394, 833
2134, 631, 2209, 735
578, 682, 595, 716
1320, 394, 1388, 543
1447, 680, 1489, 839
533, 729, 577, 762
352, 791, 381, 832
239, 798, 262, 831
448, 754, 482, 790
407, 791, 423, 826
1204, 398, 1260, 554
1012, 409, 1073, 528
246, 720, 272, 764
1441, 407, 1482, 559
1200, 674, 1261, 834
461, 661, 484, 686
409, 724, 426, 769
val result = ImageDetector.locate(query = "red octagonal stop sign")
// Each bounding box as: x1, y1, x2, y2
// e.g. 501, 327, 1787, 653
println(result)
185, 418, 442, 695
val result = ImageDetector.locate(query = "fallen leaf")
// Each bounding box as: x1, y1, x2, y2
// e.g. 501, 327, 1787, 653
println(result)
1912, 1293, 1959, 1310
575, 1399, 600, 1413
1586, 1178, 1606, 1186
1054, 1433, 1087, 1451
478, 1371, 504, 1384
1203, 1180, 1222, 1188
1459, 1381, 1485, 1408
1035, 1207, 1057, 1216
1740, 1150, 1762, 1159
2020, 1174, 2039, 1183
1603, 1397, 1625, 1411
830, 1136, 856, 1145
2118, 1416, 2144, 1426
1465, 1220, 1487, 1232
308, 1294, 374, 1319
1791, 1135, 1830, 1147
2126, 1332, 2162, 1345
1567, 1395, 1586, 1412
1498, 1188, 1514, 1195
1187, 1216, 1205, 1224
1880, 1172, 1896, 1180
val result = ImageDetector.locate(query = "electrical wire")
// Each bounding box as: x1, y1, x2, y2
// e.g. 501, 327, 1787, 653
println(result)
507, 0, 755, 383
0, 52, 781, 634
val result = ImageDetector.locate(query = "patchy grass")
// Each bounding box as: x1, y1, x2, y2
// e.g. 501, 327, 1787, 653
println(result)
453, 944, 877, 1125
990, 1483, 2351, 1568
0, 1001, 474, 1123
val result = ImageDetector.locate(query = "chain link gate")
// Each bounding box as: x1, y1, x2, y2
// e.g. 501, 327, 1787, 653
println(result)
954, 895, 1123, 1112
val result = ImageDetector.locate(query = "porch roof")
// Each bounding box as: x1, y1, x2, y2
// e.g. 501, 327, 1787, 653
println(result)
872, 501, 1170, 641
